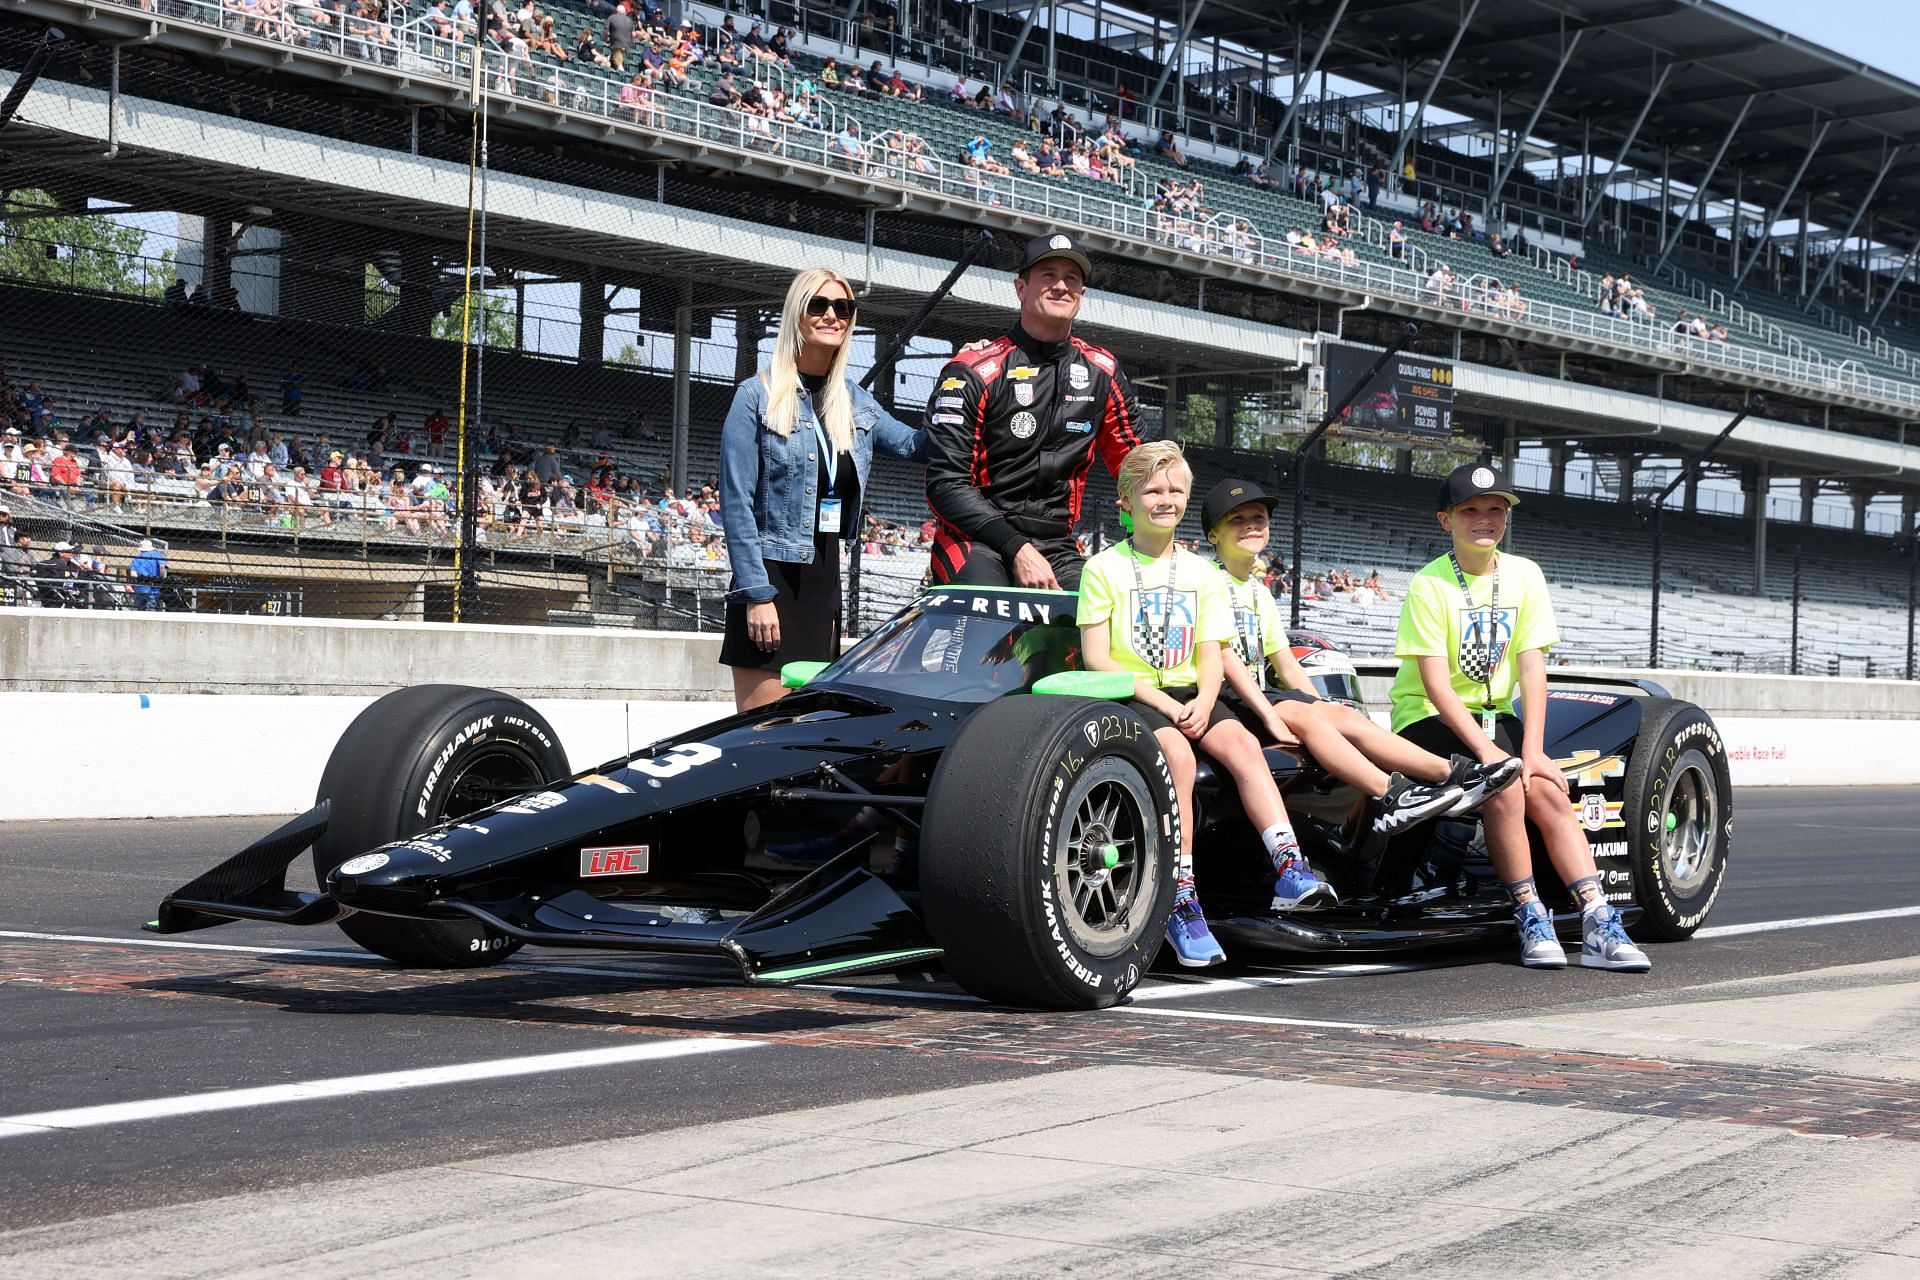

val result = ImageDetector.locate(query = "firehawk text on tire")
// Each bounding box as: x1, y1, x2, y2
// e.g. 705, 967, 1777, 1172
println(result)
920, 695, 1177, 1010
312, 684, 569, 967
1623, 698, 1732, 942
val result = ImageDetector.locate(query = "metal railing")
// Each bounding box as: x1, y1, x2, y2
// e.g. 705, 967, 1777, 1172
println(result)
67, 0, 1920, 412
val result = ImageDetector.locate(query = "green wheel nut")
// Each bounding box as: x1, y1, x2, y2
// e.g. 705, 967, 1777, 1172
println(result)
1101, 843, 1121, 869
1665, 811, 1679, 832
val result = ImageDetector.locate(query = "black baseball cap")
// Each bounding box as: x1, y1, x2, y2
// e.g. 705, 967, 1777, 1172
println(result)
1437, 463, 1520, 510
1019, 232, 1093, 279
1200, 478, 1278, 534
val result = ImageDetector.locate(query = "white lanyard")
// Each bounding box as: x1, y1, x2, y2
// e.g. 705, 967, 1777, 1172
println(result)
811, 416, 838, 497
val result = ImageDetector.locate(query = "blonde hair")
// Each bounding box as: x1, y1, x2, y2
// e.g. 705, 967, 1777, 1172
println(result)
1114, 439, 1188, 502
760, 267, 856, 452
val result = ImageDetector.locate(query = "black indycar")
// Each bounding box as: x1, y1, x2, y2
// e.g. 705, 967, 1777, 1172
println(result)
152, 585, 1732, 1010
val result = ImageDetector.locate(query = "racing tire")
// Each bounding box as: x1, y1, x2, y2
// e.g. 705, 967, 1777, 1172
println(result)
1622, 698, 1732, 942
921, 696, 1178, 1010
313, 685, 569, 967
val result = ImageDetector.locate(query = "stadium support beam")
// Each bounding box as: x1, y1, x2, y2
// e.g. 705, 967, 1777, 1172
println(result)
1578, 61, 1674, 234
1730, 117, 1832, 294
1144, 0, 1209, 116
1866, 237, 1920, 328
1003, 5, 1044, 82
1651, 94, 1755, 278
1649, 394, 1762, 668
1487, 28, 1583, 214
1291, 323, 1419, 629
1262, 0, 1348, 164
1803, 145, 1906, 311
1387, 0, 1484, 182
671, 279, 691, 498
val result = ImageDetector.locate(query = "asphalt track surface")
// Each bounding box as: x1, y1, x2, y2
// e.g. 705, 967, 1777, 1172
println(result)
1, 786, 1917, 1273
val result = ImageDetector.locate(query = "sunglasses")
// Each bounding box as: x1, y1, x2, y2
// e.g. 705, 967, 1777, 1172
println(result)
805, 295, 855, 320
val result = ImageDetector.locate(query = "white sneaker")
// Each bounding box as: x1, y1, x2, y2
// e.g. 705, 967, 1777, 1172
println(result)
1515, 901, 1567, 968
1580, 904, 1651, 971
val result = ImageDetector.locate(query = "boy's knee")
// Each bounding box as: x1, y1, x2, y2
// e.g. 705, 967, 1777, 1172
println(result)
1525, 783, 1576, 826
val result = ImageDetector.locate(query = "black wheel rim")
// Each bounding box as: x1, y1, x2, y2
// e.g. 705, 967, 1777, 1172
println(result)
436, 743, 549, 825
1660, 750, 1719, 901
1053, 762, 1156, 958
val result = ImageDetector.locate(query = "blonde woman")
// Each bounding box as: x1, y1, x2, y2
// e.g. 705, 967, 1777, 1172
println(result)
718, 267, 926, 711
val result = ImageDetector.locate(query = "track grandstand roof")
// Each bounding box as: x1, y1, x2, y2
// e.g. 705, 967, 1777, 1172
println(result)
1117, 0, 1920, 252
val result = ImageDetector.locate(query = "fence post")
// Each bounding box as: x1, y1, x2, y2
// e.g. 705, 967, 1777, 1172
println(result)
1790, 544, 1802, 676
1908, 525, 1917, 681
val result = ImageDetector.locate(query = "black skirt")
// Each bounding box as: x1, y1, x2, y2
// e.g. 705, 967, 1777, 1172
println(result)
720, 439, 857, 671
719, 531, 844, 670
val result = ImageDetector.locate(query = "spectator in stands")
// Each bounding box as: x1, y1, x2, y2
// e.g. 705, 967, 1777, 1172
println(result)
130, 539, 167, 609
1393, 464, 1650, 973
574, 26, 610, 67
99, 441, 135, 512
1389, 221, 1406, 260
605, 1, 634, 71
718, 266, 925, 712
1153, 129, 1189, 169
50, 442, 83, 507
834, 120, 868, 174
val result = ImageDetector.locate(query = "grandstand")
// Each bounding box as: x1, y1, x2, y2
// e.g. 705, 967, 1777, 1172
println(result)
1, 0, 1918, 679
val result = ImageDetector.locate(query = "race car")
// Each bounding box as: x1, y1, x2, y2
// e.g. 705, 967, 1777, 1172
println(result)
151, 585, 1731, 1010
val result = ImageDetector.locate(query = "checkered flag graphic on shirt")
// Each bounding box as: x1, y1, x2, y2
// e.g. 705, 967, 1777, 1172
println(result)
1458, 607, 1511, 684
1132, 589, 1196, 673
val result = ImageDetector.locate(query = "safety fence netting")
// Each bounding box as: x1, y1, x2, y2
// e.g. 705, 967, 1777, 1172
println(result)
0, 16, 1913, 677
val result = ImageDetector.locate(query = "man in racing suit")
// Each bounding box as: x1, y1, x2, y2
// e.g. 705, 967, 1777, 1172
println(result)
924, 233, 1148, 591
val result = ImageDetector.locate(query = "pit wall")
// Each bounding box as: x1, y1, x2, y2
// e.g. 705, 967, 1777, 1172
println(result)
1, 610, 1915, 820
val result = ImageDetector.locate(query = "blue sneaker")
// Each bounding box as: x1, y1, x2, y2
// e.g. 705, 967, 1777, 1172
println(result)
1515, 900, 1568, 968
1165, 893, 1226, 968
1580, 904, 1652, 972
1271, 857, 1339, 911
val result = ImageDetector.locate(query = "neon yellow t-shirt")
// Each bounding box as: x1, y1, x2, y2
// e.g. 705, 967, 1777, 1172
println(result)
1079, 541, 1233, 688
1217, 564, 1288, 690
1389, 551, 1559, 732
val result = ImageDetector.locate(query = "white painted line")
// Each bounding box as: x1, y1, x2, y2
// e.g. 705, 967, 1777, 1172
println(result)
1118, 1005, 1379, 1031
0, 929, 366, 961
1694, 904, 1920, 939
1125, 973, 1329, 1001
0, 1038, 759, 1138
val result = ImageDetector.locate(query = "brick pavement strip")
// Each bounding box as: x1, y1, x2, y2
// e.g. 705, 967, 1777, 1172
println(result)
4, 940, 1917, 1142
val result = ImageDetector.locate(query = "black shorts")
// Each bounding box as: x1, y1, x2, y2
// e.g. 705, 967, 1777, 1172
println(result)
1127, 684, 1241, 738
929, 526, 1084, 591
1398, 712, 1522, 759
1221, 688, 1315, 738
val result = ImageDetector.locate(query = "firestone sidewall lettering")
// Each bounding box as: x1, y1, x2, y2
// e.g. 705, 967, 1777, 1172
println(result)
1640, 717, 1728, 930
1039, 768, 1101, 990
417, 716, 496, 818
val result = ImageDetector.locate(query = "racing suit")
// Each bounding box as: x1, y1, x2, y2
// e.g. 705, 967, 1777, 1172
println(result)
923, 321, 1147, 590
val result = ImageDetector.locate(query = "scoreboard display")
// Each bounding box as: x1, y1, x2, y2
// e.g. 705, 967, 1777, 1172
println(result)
1322, 342, 1456, 440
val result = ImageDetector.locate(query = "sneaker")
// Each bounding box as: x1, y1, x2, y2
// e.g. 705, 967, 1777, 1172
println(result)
1515, 900, 1568, 968
1369, 772, 1466, 834
1444, 754, 1524, 817
1165, 892, 1226, 968
1580, 904, 1652, 972
1271, 856, 1339, 911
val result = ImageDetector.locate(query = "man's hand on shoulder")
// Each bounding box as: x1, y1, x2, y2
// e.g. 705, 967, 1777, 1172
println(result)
1011, 543, 1060, 589
957, 338, 995, 355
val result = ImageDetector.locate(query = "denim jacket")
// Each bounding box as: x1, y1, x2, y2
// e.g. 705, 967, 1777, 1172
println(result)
719, 371, 927, 603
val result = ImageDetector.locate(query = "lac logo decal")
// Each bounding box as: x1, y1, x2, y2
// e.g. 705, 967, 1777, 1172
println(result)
337, 852, 390, 875
1010, 411, 1039, 439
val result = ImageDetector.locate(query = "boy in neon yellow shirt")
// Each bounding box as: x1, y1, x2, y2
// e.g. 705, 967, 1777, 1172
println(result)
1391, 464, 1649, 971
1079, 442, 1334, 969
1198, 477, 1520, 835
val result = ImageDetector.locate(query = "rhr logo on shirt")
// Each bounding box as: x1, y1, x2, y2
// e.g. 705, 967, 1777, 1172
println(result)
1133, 589, 1197, 671
1458, 607, 1515, 683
